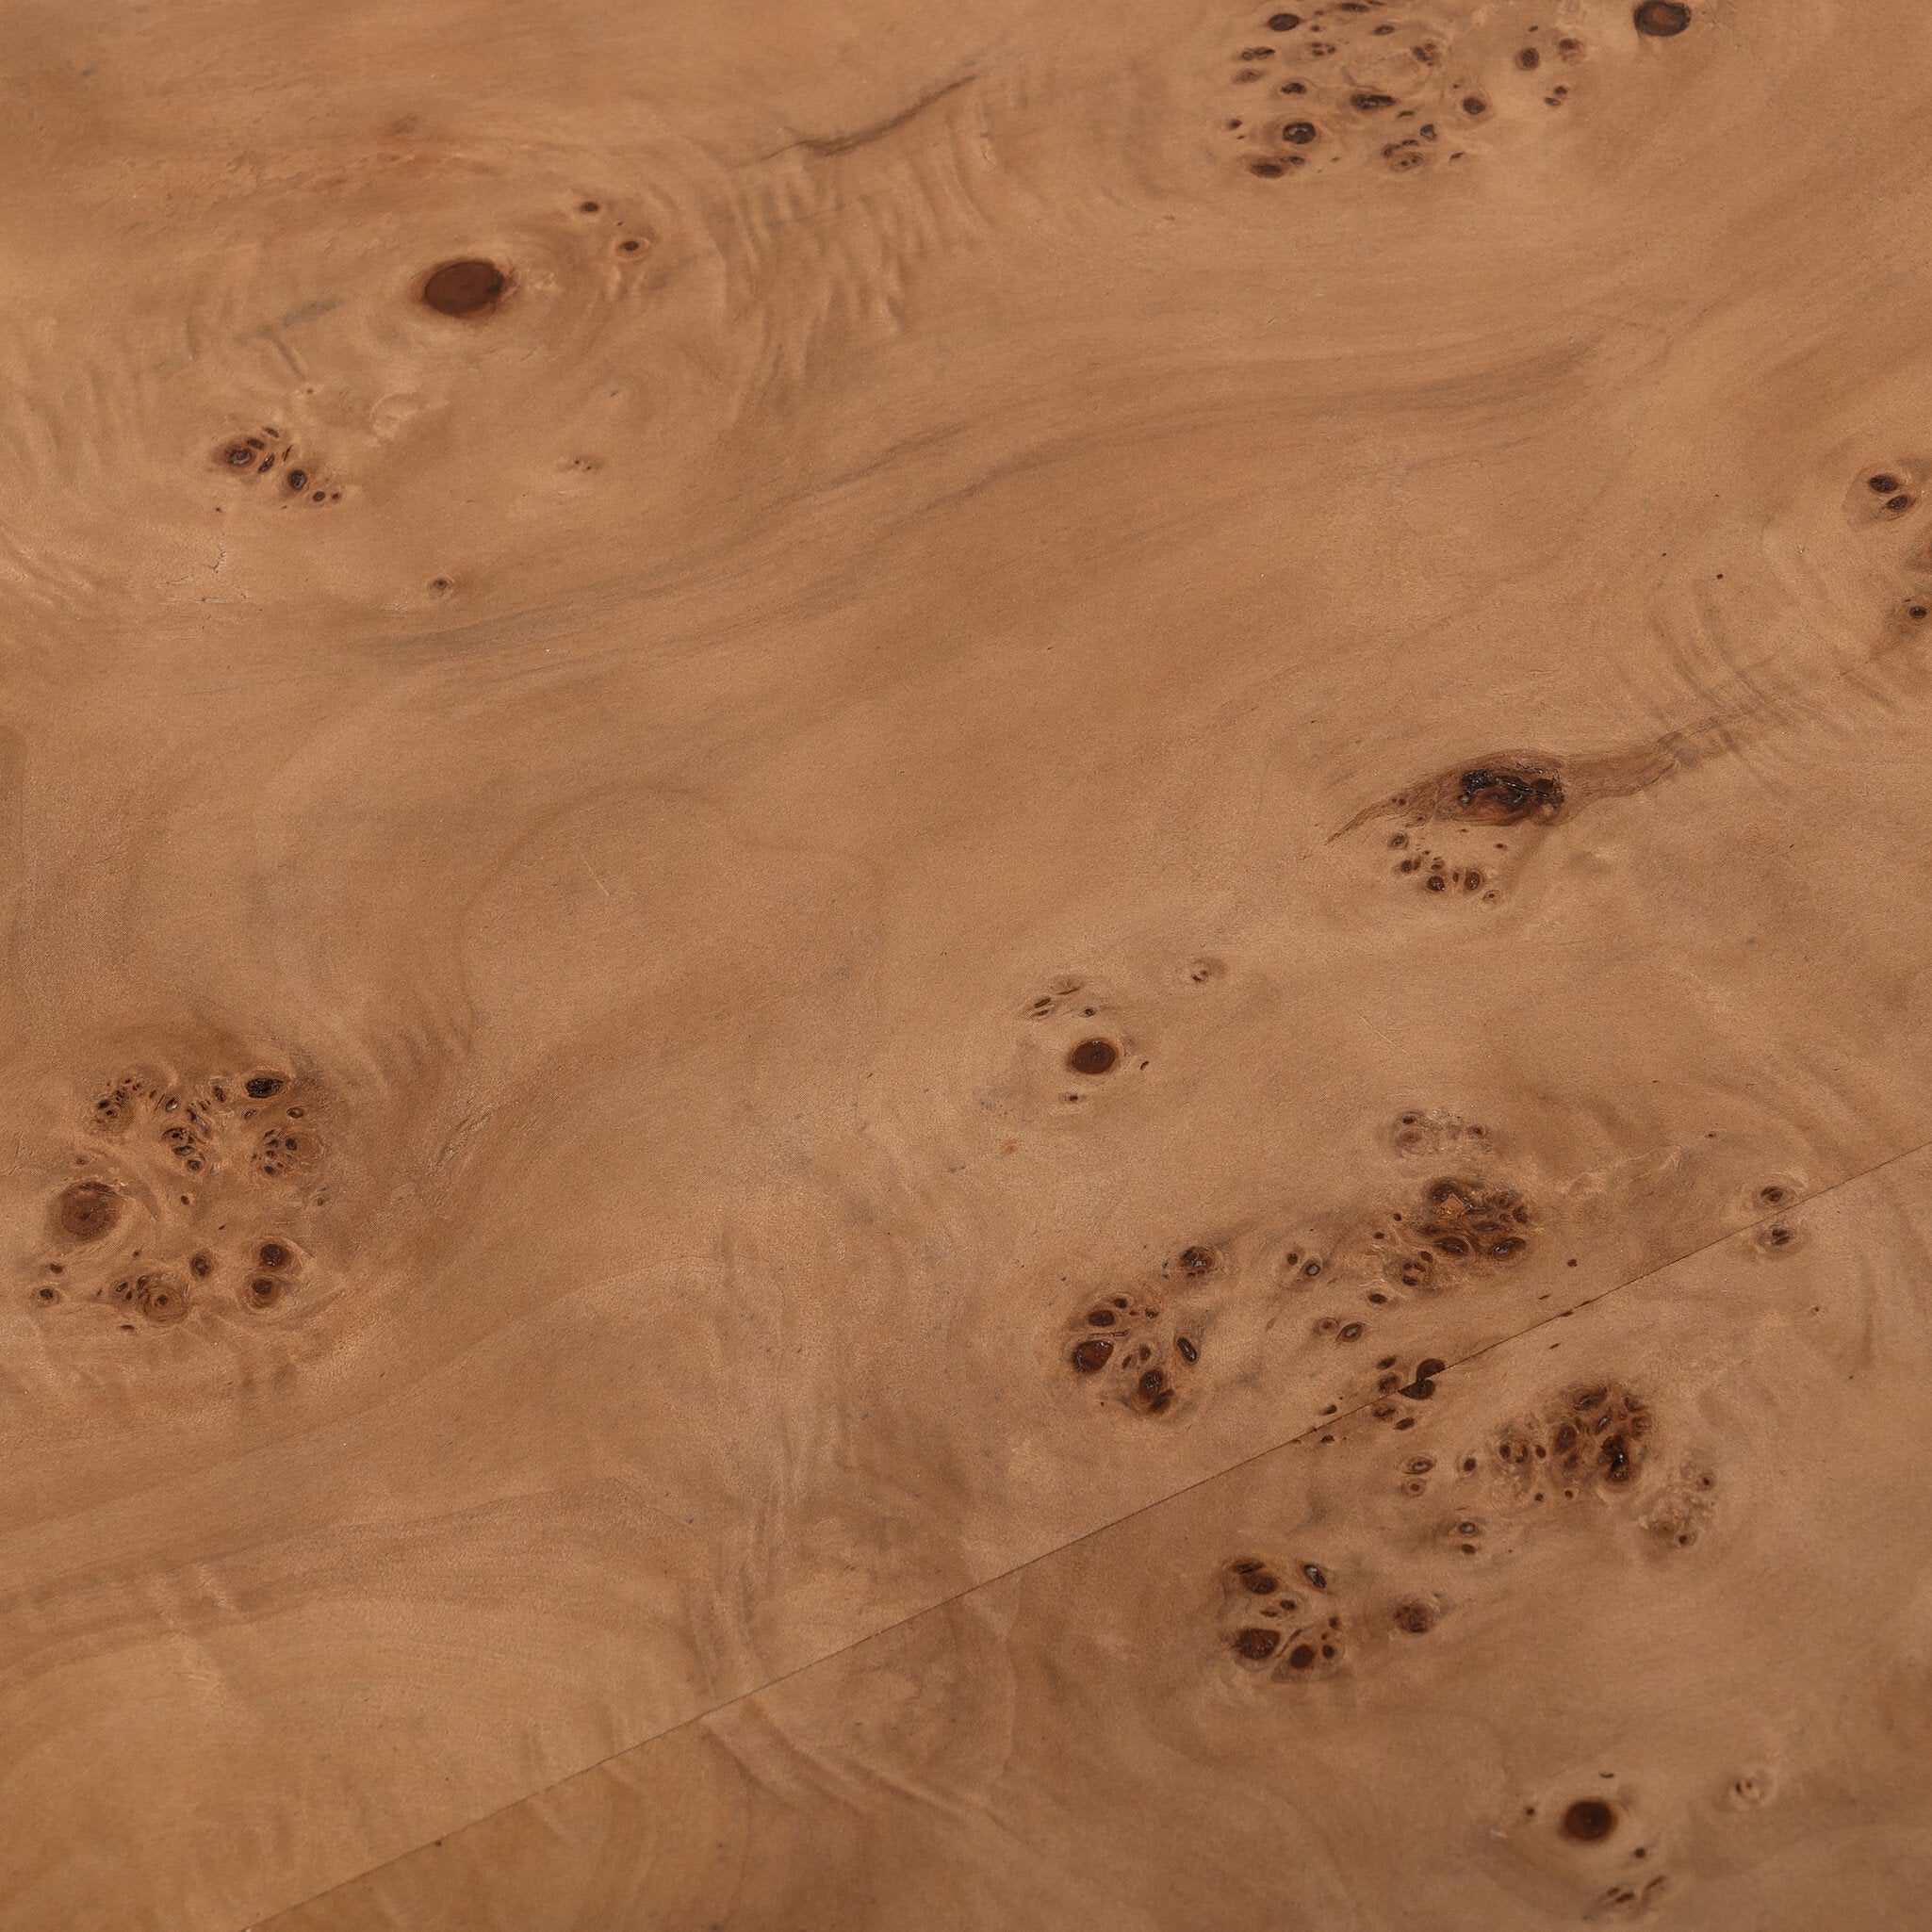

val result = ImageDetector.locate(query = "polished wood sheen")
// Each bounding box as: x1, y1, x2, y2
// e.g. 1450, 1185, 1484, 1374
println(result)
5, 0, 1931, 1926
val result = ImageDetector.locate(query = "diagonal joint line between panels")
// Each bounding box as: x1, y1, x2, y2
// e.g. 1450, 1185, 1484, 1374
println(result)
254, 1125, 1932, 1930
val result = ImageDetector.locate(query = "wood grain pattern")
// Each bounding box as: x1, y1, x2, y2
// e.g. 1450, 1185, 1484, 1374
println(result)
264, 1145, 1932, 1931
4, 0, 1931, 1925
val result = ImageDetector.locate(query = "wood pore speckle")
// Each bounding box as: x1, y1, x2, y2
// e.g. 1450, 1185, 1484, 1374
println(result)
5, 0, 1932, 1926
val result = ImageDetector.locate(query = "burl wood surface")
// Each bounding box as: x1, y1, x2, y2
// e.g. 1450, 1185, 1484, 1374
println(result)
5, 0, 1931, 1926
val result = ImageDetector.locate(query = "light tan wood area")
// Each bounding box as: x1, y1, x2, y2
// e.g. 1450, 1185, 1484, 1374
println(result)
265, 1148, 1932, 1931
4, 0, 1930, 1925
